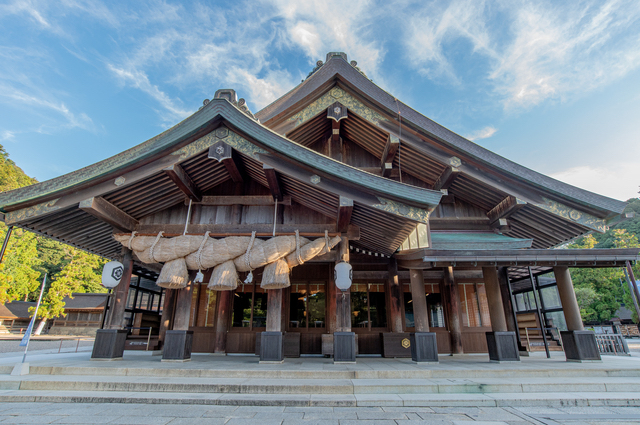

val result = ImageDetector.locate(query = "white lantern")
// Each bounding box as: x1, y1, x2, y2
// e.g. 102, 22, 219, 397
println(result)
334, 261, 352, 292
102, 261, 124, 289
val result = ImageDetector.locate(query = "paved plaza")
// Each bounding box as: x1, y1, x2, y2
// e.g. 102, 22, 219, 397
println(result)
1, 402, 640, 424
1, 339, 640, 423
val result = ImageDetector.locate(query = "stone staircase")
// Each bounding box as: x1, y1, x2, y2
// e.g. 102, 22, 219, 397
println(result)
2, 359, 640, 407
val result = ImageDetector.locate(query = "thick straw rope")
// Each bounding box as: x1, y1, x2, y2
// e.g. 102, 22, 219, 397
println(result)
323, 230, 329, 254
149, 231, 164, 262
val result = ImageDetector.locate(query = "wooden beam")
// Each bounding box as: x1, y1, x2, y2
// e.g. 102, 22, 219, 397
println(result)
79, 197, 138, 232
129, 223, 360, 240
380, 134, 399, 167
381, 162, 393, 178
163, 164, 201, 202
208, 140, 244, 183
487, 196, 527, 224
196, 195, 291, 206
357, 167, 399, 178
432, 166, 460, 191
263, 165, 283, 202
337, 196, 353, 232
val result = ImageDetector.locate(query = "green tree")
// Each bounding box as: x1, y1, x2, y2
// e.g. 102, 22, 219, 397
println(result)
31, 247, 107, 333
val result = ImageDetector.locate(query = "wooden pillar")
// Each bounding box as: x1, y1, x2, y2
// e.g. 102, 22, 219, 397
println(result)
107, 249, 133, 329
327, 267, 337, 334
553, 266, 584, 331
497, 267, 518, 334
214, 290, 232, 354
443, 266, 463, 354
482, 267, 508, 332
409, 269, 429, 332
266, 289, 283, 332
158, 288, 177, 344
173, 281, 194, 331
387, 258, 404, 333
335, 236, 351, 332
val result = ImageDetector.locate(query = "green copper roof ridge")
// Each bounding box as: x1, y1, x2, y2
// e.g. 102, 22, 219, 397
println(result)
0, 99, 442, 213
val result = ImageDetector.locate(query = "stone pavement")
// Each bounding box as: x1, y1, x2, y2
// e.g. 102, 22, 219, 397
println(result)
1, 402, 640, 424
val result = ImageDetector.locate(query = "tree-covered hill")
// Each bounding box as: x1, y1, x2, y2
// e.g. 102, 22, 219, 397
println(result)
0, 144, 107, 331
569, 197, 640, 324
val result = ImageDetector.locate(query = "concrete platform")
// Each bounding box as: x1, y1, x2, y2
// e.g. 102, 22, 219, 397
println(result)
1, 350, 640, 407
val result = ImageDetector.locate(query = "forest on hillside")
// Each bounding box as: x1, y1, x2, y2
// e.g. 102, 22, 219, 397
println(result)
0, 144, 107, 331
0, 144, 638, 328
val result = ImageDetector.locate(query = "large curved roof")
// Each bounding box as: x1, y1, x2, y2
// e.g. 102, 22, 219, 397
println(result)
256, 53, 626, 218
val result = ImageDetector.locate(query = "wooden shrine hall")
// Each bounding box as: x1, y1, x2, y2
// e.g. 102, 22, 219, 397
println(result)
0, 52, 638, 364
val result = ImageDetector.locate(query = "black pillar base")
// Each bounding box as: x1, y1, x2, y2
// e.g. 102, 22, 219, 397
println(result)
91, 329, 127, 360
260, 331, 284, 363
410, 332, 438, 363
334, 332, 356, 363
486, 331, 520, 362
561, 330, 601, 362
162, 330, 193, 361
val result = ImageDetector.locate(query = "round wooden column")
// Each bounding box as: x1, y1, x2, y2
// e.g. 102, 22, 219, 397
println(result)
443, 267, 463, 354
108, 249, 133, 329
266, 289, 283, 332
482, 266, 508, 333
409, 269, 429, 332
553, 266, 584, 331
213, 290, 232, 354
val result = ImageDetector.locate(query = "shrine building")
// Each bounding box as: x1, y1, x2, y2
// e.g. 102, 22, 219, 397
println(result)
0, 52, 638, 363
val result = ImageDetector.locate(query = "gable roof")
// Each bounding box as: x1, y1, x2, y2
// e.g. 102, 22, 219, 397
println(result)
256, 53, 626, 219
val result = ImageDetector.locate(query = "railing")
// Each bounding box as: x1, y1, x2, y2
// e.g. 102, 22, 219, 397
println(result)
57, 337, 90, 353
123, 326, 153, 351
595, 334, 630, 355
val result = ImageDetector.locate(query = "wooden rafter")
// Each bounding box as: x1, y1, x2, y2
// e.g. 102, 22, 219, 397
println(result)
208, 140, 244, 183
163, 164, 201, 202
432, 166, 460, 191
337, 196, 354, 232
380, 134, 399, 176
263, 165, 283, 202
487, 196, 527, 224
79, 197, 139, 232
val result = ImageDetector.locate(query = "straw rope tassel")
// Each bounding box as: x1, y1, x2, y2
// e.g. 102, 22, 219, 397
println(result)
244, 231, 256, 283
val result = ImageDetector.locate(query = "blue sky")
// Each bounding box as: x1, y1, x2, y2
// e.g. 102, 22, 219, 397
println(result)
0, 0, 639, 201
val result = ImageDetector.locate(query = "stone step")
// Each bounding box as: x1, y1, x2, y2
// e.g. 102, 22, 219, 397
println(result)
0, 389, 639, 407
15, 364, 640, 379
2, 374, 640, 394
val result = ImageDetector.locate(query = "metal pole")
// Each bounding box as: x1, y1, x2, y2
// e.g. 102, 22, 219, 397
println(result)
623, 266, 640, 326
626, 261, 640, 319
0, 226, 13, 264
528, 267, 550, 358
21, 273, 47, 364
535, 275, 549, 336
100, 289, 112, 329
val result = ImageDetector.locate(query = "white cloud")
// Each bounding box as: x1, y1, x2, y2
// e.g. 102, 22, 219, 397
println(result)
550, 164, 640, 201
108, 64, 192, 124
404, 0, 640, 109
0, 130, 15, 141
465, 126, 496, 141
270, 0, 386, 80
0, 84, 94, 132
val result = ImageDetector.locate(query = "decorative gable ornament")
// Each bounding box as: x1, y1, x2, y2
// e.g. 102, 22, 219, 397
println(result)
102, 261, 124, 289
327, 102, 348, 122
